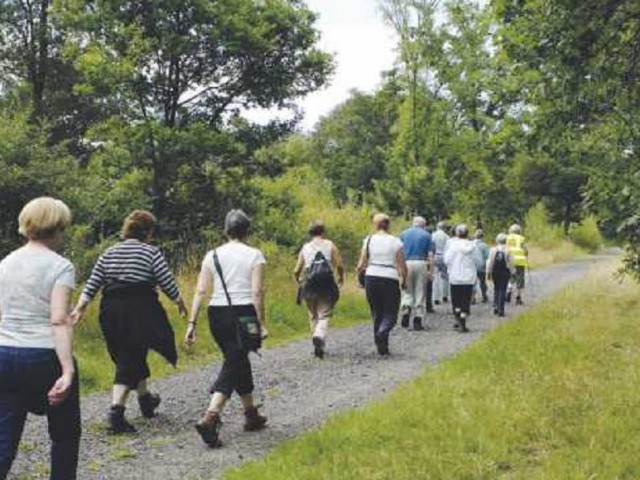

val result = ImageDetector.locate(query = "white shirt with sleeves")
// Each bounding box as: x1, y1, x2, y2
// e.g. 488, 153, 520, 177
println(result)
203, 242, 266, 307
363, 233, 404, 280
0, 247, 76, 349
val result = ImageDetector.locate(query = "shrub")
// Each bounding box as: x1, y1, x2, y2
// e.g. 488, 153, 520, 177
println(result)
570, 215, 603, 253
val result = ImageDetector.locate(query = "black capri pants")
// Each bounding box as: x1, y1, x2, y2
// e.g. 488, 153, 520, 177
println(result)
208, 305, 256, 397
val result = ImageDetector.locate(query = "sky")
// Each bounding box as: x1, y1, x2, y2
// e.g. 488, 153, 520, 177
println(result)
245, 0, 398, 131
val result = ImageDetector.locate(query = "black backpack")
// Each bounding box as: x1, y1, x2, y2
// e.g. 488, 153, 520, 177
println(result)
493, 249, 510, 277
305, 250, 335, 293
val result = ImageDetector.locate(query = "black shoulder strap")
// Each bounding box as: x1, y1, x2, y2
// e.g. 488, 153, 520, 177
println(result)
365, 235, 371, 260
212, 249, 233, 307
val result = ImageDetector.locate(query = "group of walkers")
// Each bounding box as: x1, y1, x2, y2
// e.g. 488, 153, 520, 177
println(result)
0, 197, 529, 479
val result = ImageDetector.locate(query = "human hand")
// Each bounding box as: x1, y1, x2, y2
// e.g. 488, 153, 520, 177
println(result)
177, 299, 188, 319
69, 306, 86, 326
261, 326, 269, 340
185, 323, 197, 346
48, 372, 73, 406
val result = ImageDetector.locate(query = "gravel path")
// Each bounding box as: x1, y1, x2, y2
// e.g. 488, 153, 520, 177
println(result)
8, 255, 611, 480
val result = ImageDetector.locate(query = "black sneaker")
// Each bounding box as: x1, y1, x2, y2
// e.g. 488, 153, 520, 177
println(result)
516, 296, 524, 306
138, 392, 161, 419
107, 405, 136, 434
443, 297, 449, 303
312, 336, 324, 359
413, 317, 425, 331
400, 313, 410, 329
459, 314, 469, 333
434, 300, 441, 305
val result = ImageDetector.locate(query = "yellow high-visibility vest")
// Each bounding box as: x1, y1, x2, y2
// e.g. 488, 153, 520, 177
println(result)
506, 233, 528, 267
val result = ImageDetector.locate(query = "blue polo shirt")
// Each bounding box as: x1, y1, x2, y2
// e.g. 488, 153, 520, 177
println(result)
400, 227, 433, 261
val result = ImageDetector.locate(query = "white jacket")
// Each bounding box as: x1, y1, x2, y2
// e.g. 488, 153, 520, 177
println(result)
444, 238, 482, 285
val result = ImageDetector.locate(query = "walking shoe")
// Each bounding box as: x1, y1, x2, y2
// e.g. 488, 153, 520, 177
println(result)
107, 405, 136, 434
506, 291, 512, 303
426, 306, 436, 313
443, 297, 449, 303
516, 296, 524, 306
138, 392, 161, 419
312, 336, 325, 359
482, 296, 489, 304
498, 311, 506, 317
493, 307, 499, 315
413, 317, 425, 331
196, 410, 222, 447
244, 406, 267, 432
458, 314, 469, 333
400, 313, 410, 329
434, 300, 441, 305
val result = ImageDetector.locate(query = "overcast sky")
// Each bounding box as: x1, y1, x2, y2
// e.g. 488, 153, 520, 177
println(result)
245, 0, 398, 131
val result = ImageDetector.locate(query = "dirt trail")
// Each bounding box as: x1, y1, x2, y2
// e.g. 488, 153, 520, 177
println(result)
9, 255, 612, 479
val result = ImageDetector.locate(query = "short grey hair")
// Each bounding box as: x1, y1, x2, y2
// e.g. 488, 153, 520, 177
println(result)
509, 224, 522, 234
456, 224, 469, 238
224, 209, 251, 239
412, 216, 426, 228
475, 229, 484, 239
496, 233, 508, 244
437, 221, 447, 230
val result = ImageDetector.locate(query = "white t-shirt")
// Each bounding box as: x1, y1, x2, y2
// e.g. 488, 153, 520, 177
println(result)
0, 247, 76, 349
363, 233, 404, 280
301, 239, 333, 268
203, 242, 266, 307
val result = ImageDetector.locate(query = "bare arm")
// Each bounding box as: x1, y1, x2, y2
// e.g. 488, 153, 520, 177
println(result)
396, 249, 408, 287
331, 243, 345, 286
251, 263, 266, 330
49, 285, 75, 406
293, 252, 305, 284
356, 245, 368, 273
185, 264, 212, 346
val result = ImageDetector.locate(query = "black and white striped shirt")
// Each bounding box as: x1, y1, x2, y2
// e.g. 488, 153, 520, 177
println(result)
80, 239, 181, 302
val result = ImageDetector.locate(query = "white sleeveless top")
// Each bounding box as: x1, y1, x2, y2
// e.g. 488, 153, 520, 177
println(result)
301, 239, 333, 268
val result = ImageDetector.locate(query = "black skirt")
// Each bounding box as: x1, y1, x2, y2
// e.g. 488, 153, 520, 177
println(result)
99, 283, 178, 368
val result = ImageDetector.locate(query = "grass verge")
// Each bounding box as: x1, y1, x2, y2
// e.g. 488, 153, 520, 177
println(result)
224, 261, 640, 480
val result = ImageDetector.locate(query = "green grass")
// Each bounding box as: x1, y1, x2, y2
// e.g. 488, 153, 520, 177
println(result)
224, 261, 640, 480
74, 251, 370, 394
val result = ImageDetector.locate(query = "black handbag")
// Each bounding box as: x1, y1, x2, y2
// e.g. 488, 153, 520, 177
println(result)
212, 250, 262, 353
357, 236, 371, 288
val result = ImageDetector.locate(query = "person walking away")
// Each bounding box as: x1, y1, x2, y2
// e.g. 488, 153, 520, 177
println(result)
356, 214, 408, 355
506, 224, 529, 305
444, 224, 482, 333
487, 233, 516, 317
186, 210, 269, 448
424, 224, 436, 313
293, 221, 345, 358
399, 217, 433, 331
473, 229, 490, 303
432, 221, 450, 305
0, 197, 81, 479
72, 210, 188, 434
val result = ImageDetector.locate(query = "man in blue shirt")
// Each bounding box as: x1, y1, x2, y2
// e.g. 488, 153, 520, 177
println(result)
400, 216, 433, 331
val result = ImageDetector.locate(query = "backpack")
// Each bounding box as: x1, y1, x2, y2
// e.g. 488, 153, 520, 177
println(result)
305, 250, 335, 294
493, 249, 510, 277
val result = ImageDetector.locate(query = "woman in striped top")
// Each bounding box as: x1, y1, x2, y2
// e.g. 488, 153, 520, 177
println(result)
72, 210, 188, 434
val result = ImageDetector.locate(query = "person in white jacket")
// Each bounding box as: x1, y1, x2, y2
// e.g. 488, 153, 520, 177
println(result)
444, 224, 484, 332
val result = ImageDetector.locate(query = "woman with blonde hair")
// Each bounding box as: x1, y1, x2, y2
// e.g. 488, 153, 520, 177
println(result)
0, 197, 80, 479
72, 210, 188, 434
356, 213, 408, 355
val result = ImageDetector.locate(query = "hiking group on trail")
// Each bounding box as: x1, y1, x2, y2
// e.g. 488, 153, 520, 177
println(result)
0, 197, 529, 479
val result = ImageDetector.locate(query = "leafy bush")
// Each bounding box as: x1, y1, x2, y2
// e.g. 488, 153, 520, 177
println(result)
570, 216, 603, 253
524, 202, 564, 248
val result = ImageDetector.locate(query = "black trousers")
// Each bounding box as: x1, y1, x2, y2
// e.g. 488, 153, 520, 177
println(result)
426, 277, 434, 311
493, 275, 510, 315
208, 305, 255, 397
0, 347, 81, 480
365, 276, 401, 343
450, 284, 474, 317
477, 272, 488, 301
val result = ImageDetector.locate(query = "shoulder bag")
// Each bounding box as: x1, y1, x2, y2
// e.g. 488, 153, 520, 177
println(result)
357, 236, 371, 288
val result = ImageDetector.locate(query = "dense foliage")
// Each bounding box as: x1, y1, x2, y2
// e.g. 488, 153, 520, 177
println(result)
0, 0, 630, 272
